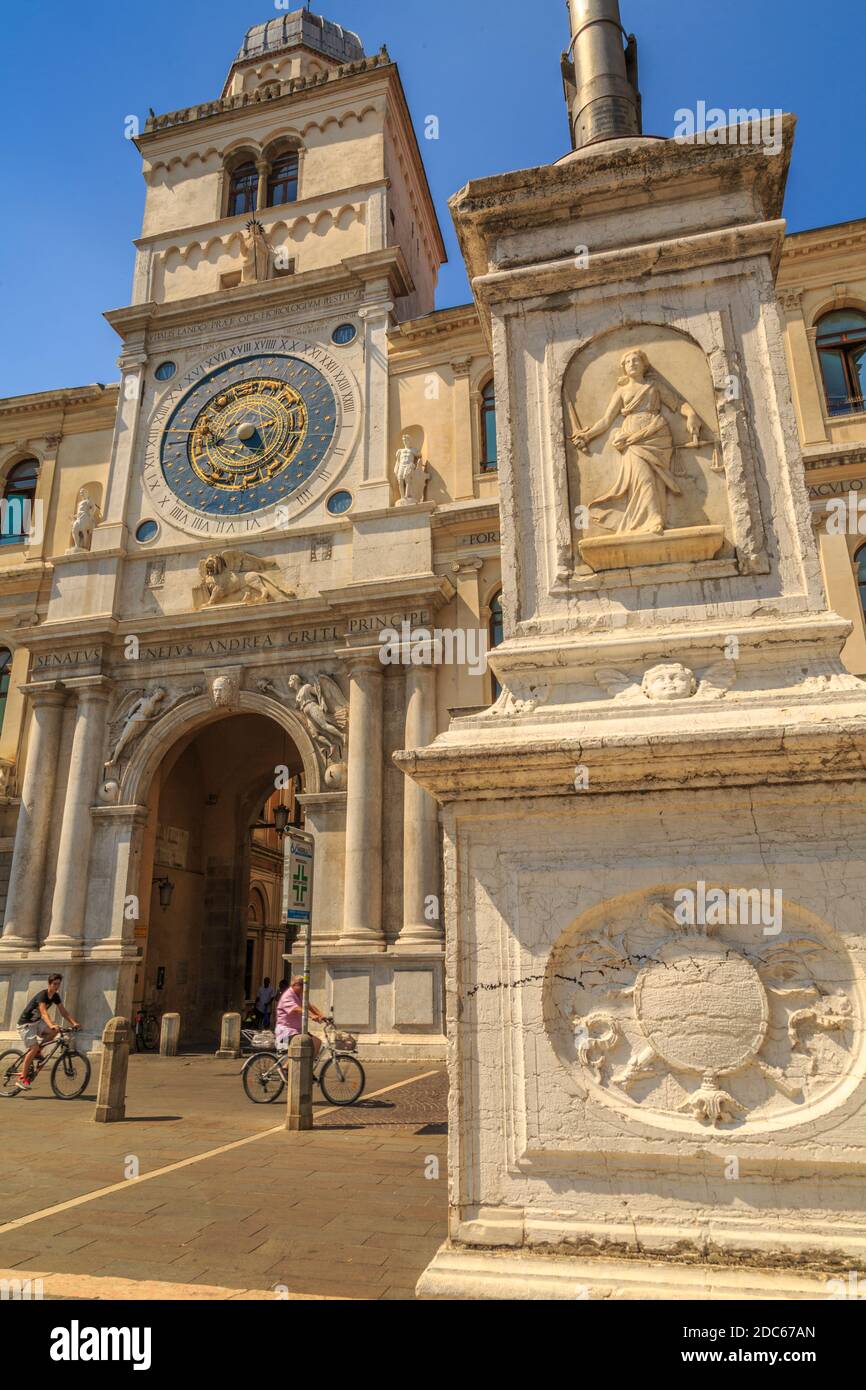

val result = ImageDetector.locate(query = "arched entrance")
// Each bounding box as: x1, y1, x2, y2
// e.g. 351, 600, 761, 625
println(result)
133, 710, 305, 1041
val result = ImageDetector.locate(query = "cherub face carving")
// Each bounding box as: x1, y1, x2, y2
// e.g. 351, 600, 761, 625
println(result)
641, 663, 697, 702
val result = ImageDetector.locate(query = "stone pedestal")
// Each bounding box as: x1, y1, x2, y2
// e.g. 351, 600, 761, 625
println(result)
94, 1015, 130, 1123
398, 115, 866, 1299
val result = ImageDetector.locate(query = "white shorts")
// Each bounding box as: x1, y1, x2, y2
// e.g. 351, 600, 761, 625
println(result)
274, 1024, 298, 1049
19, 1021, 51, 1049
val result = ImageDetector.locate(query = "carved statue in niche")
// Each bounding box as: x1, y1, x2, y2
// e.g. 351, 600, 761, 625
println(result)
70, 489, 101, 552
571, 349, 704, 536
193, 551, 295, 608
287, 673, 348, 787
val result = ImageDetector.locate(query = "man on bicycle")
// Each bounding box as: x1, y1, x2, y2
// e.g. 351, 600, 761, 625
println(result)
275, 976, 324, 1058
16, 974, 79, 1090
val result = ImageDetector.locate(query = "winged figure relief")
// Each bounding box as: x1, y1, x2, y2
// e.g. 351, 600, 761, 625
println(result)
288, 673, 349, 767
594, 659, 738, 704
194, 551, 295, 608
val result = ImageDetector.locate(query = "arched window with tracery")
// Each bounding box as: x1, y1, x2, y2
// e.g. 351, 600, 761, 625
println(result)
227, 160, 259, 218
267, 149, 299, 208
480, 379, 497, 471
816, 309, 866, 417
1, 459, 38, 546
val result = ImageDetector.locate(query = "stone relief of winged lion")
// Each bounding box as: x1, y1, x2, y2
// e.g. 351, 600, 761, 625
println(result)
194, 551, 295, 609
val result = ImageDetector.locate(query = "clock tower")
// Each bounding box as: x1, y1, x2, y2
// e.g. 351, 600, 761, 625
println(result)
2, 11, 460, 1053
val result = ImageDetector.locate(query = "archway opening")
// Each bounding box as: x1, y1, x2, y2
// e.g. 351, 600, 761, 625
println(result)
134, 711, 304, 1042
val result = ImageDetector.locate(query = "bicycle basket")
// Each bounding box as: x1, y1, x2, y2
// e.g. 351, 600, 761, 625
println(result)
251, 1030, 276, 1049
335, 1031, 358, 1052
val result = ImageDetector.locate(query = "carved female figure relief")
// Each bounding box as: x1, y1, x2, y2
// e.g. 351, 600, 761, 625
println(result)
571, 349, 703, 536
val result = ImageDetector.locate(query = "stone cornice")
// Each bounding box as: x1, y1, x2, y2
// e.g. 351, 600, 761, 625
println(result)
139, 51, 393, 142
451, 120, 796, 288
0, 383, 118, 419
104, 247, 411, 343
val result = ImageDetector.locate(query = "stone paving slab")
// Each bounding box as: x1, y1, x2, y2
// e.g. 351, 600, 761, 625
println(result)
0, 1054, 447, 1300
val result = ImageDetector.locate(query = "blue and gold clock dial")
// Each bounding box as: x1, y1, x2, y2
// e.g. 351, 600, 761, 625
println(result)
160, 354, 337, 515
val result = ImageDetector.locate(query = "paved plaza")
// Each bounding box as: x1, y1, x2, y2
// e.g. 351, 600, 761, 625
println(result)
0, 1054, 448, 1301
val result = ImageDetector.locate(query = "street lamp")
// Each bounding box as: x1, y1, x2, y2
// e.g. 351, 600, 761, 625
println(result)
272, 802, 290, 835
153, 876, 174, 911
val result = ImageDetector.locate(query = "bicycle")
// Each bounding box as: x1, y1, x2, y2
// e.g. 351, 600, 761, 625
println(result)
242, 1016, 365, 1107
0, 1027, 91, 1100
133, 1005, 160, 1052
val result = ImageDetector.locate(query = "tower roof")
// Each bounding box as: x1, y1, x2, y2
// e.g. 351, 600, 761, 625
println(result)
235, 9, 365, 67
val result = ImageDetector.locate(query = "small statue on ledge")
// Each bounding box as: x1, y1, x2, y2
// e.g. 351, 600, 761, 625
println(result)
395, 432, 429, 506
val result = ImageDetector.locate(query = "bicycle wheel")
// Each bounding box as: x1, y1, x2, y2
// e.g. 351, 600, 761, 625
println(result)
242, 1051, 286, 1104
50, 1049, 91, 1100
319, 1054, 365, 1106
0, 1050, 24, 1097
142, 1016, 160, 1051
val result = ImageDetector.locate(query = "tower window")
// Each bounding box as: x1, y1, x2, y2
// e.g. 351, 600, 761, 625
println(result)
480, 380, 497, 471
817, 309, 866, 417
0, 647, 11, 733
1, 458, 39, 546
227, 161, 259, 218
267, 152, 299, 208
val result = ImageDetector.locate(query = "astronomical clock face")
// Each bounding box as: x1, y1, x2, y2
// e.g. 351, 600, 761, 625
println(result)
142, 338, 359, 537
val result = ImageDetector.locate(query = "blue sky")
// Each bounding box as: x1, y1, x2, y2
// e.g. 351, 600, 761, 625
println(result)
1, 0, 863, 398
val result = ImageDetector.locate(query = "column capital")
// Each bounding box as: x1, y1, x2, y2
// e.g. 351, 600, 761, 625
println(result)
341, 647, 387, 675
19, 680, 67, 706
64, 675, 113, 702
451, 356, 473, 379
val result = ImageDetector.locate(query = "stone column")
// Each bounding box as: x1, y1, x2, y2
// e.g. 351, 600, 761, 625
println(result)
451, 357, 475, 501
397, 661, 443, 950
340, 656, 385, 948
256, 159, 269, 212
46, 678, 112, 948
778, 290, 829, 446
1, 683, 67, 949
451, 558, 485, 711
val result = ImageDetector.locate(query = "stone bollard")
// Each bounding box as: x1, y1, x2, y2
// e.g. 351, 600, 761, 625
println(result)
159, 1012, 180, 1057
216, 1011, 242, 1060
285, 1034, 313, 1131
94, 1016, 131, 1123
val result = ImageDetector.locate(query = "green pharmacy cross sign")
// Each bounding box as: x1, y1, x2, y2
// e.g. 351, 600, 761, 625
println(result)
284, 835, 314, 925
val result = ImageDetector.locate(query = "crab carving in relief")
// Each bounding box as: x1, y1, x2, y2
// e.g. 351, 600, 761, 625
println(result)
595, 660, 737, 704
550, 894, 858, 1129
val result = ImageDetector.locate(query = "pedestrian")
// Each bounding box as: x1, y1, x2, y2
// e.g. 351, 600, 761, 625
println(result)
255, 976, 275, 1029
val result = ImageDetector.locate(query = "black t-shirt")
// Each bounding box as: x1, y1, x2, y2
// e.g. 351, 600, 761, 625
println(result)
18, 990, 62, 1026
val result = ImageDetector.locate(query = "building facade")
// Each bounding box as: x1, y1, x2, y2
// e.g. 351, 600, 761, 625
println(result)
0, 8, 864, 1062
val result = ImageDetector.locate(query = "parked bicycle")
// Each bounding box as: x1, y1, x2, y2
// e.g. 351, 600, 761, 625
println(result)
242, 1015, 365, 1107
0, 1027, 91, 1100
133, 1005, 160, 1052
